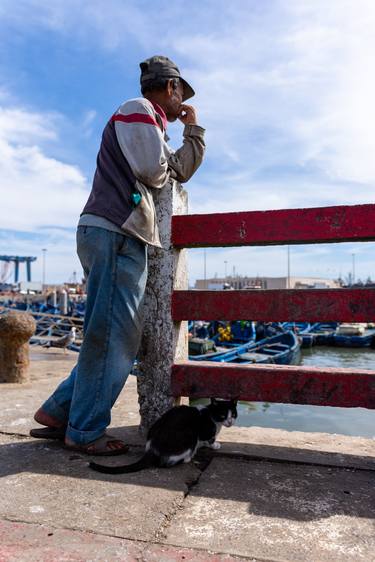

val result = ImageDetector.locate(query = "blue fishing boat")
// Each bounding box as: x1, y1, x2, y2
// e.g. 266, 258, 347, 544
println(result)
281, 322, 314, 348
189, 321, 212, 340
332, 324, 375, 348
188, 320, 256, 354
190, 330, 300, 365
308, 322, 339, 345
211, 320, 256, 347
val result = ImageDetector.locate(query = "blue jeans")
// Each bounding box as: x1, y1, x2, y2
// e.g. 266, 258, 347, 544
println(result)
41, 226, 147, 445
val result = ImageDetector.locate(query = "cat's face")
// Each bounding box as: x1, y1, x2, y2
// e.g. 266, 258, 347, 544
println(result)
210, 399, 238, 427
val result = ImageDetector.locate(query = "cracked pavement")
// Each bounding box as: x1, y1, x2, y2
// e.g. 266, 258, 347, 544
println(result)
0, 348, 374, 561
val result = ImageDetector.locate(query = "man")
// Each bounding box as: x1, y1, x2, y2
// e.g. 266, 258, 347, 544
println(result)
30, 56, 205, 455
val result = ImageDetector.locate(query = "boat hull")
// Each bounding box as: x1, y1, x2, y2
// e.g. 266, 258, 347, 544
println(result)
332, 330, 375, 348
190, 331, 301, 365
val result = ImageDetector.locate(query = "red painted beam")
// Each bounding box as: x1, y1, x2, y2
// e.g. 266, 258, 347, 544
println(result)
172, 361, 375, 409
172, 203, 375, 248
172, 288, 375, 322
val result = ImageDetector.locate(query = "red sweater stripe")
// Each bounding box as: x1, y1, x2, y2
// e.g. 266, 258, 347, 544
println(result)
111, 113, 161, 129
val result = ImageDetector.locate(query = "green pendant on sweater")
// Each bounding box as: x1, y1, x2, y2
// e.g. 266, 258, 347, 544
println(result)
132, 193, 142, 207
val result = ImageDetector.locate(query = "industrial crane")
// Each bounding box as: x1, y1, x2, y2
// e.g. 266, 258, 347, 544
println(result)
0, 256, 37, 283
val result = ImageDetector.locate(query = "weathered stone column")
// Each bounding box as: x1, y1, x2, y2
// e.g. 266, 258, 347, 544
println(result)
0, 310, 36, 383
137, 180, 188, 432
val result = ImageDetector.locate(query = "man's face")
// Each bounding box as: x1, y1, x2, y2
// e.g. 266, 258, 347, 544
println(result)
164, 81, 184, 122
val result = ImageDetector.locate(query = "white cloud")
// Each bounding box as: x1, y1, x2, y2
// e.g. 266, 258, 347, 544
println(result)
82, 110, 97, 139
163, 0, 375, 226
0, 107, 57, 144
0, 101, 89, 283
0, 104, 89, 232
179, 1, 375, 190
3, 1, 375, 193
1, 0, 374, 283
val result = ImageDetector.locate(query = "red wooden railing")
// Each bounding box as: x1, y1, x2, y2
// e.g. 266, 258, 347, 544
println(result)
170, 203, 375, 409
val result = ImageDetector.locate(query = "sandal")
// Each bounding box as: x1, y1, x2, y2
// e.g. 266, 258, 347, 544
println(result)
64, 434, 129, 456
30, 426, 66, 441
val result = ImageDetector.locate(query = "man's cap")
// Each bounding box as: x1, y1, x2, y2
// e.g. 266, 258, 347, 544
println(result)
140, 55, 195, 101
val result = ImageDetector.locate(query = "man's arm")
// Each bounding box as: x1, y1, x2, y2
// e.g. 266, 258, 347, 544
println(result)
114, 98, 205, 188
168, 104, 205, 183
168, 124, 205, 183
114, 99, 172, 189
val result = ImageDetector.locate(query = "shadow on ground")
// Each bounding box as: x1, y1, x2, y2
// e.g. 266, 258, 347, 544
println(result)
1, 427, 374, 524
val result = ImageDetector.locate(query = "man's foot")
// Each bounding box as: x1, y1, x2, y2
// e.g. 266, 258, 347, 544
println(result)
64, 434, 129, 456
30, 426, 66, 441
34, 408, 65, 429
30, 408, 67, 440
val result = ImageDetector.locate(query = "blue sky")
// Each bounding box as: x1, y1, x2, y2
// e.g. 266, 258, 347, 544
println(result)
0, 0, 374, 285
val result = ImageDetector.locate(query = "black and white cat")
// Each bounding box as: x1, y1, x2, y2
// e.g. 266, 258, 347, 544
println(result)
89, 398, 237, 474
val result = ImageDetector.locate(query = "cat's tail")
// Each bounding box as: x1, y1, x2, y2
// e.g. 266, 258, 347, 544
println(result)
89, 450, 157, 474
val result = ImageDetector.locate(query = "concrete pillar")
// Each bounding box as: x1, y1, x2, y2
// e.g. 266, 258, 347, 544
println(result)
0, 311, 36, 383
137, 180, 188, 432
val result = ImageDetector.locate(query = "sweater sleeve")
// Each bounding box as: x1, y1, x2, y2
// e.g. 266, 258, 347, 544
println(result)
167, 124, 206, 183
114, 98, 173, 189
114, 98, 205, 188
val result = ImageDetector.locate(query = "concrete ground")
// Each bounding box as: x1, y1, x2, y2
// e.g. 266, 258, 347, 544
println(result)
0, 348, 374, 562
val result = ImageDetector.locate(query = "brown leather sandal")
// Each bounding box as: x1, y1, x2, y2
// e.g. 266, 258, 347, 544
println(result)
64, 434, 129, 456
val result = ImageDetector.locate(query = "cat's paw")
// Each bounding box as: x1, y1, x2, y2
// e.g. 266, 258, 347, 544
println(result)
210, 441, 221, 450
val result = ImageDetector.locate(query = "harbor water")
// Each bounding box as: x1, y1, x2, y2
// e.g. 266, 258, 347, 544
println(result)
193, 347, 375, 439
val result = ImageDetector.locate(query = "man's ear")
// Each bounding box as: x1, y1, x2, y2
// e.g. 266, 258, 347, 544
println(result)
210, 398, 218, 405
166, 79, 174, 96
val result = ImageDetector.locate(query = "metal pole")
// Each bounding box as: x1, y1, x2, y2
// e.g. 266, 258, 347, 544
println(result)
352, 253, 355, 285
26, 259, 31, 282
42, 249, 47, 287
14, 259, 19, 283
203, 248, 207, 289
287, 245, 290, 289
224, 260, 228, 280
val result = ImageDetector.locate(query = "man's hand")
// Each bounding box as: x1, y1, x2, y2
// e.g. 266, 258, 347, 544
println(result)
178, 104, 197, 126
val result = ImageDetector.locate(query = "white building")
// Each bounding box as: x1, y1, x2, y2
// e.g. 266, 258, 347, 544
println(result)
194, 276, 341, 290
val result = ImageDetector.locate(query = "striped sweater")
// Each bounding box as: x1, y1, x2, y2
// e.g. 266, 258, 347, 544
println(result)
81, 97, 205, 247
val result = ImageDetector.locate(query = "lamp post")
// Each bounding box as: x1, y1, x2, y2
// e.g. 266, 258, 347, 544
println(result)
352, 253, 356, 286
42, 248, 47, 288
203, 248, 207, 289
